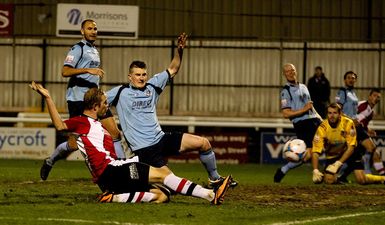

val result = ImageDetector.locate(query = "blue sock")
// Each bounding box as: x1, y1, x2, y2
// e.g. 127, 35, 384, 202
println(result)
199, 149, 220, 180
113, 139, 126, 159
48, 142, 71, 166
363, 153, 372, 174
281, 161, 303, 174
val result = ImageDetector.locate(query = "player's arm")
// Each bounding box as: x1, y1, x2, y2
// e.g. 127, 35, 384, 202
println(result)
311, 152, 324, 184
282, 101, 313, 119
62, 66, 105, 79
326, 120, 357, 174
311, 127, 325, 183
311, 152, 321, 170
338, 145, 355, 164
167, 33, 187, 78
29, 81, 68, 131
338, 121, 357, 163
335, 89, 345, 108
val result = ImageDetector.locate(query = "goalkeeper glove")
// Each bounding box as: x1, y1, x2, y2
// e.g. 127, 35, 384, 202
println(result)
326, 161, 343, 174
312, 169, 324, 184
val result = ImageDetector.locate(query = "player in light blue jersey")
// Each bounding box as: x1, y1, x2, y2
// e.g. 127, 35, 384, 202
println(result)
274, 63, 322, 183
107, 33, 237, 188
335, 71, 379, 183
40, 19, 125, 180
335, 71, 359, 119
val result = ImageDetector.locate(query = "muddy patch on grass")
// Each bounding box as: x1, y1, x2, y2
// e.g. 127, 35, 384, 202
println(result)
227, 184, 385, 208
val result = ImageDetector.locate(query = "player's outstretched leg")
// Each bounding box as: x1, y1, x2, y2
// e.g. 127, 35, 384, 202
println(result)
182, 134, 238, 188
98, 189, 168, 203
149, 166, 232, 205
40, 133, 79, 180
41, 142, 70, 180
274, 161, 303, 183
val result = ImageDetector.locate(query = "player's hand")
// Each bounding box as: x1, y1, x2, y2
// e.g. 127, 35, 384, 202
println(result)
29, 81, 50, 98
326, 161, 343, 174
304, 101, 313, 111
177, 33, 188, 49
312, 169, 324, 184
88, 68, 105, 79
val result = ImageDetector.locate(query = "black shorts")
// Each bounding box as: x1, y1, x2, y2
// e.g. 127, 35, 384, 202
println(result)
346, 148, 365, 171
134, 132, 183, 168
356, 124, 370, 143
293, 118, 321, 148
67, 100, 113, 119
324, 150, 364, 173
97, 162, 150, 194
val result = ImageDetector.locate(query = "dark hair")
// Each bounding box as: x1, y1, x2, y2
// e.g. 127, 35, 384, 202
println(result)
81, 19, 96, 29
83, 88, 105, 110
343, 71, 357, 79
327, 102, 342, 114
129, 60, 147, 73
315, 66, 322, 70
370, 88, 381, 95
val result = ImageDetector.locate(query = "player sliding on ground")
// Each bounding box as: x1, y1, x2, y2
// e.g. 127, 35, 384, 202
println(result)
30, 81, 232, 204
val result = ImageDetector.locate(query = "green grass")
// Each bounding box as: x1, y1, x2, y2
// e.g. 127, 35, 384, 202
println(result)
1, 159, 385, 225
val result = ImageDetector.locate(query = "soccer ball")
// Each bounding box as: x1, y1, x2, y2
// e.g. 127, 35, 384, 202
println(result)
282, 139, 307, 162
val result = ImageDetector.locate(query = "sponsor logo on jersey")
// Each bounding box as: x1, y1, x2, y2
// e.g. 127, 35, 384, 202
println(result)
65, 55, 75, 63
129, 163, 139, 179
132, 100, 152, 110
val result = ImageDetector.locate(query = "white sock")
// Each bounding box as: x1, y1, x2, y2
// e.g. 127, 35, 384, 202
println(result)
112, 192, 155, 203
163, 173, 213, 201
374, 162, 385, 175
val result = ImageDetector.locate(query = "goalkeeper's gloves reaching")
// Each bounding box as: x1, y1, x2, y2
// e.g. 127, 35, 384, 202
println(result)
312, 169, 324, 184
326, 161, 343, 174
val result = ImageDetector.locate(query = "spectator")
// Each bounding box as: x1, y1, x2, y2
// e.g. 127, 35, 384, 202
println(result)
307, 66, 330, 118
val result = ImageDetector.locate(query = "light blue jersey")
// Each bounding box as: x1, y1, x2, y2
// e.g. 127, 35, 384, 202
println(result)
335, 87, 358, 119
280, 82, 318, 124
64, 40, 100, 102
107, 71, 170, 151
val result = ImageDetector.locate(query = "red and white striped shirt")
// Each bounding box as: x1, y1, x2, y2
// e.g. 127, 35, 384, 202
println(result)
64, 116, 117, 183
356, 100, 374, 130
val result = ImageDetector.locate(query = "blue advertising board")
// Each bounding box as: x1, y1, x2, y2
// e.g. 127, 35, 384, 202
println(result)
260, 132, 296, 164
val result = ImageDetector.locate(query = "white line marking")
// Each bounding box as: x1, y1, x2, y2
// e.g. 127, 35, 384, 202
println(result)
0, 216, 173, 225
268, 210, 385, 225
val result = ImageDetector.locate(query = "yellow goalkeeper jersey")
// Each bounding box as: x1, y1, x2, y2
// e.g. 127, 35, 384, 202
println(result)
312, 115, 357, 159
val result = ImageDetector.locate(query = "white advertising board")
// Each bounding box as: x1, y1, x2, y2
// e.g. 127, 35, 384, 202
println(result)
0, 127, 55, 159
57, 3, 139, 39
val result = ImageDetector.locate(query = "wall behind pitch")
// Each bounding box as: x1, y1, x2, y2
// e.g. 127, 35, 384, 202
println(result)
4, 0, 385, 42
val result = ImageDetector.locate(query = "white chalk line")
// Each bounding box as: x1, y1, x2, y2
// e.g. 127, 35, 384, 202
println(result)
268, 210, 385, 225
0, 216, 173, 225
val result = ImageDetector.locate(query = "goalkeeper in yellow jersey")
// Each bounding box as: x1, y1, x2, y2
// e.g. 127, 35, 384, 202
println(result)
311, 103, 385, 184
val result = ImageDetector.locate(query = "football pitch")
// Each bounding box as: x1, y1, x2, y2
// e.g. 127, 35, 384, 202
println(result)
1, 159, 385, 225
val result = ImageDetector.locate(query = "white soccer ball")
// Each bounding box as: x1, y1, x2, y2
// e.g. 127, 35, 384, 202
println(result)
282, 139, 307, 162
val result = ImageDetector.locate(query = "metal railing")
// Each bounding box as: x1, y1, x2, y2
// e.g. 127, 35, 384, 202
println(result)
1, 112, 384, 133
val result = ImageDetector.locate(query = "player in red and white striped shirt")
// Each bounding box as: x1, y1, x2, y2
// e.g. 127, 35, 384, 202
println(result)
30, 81, 232, 205
356, 89, 384, 175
